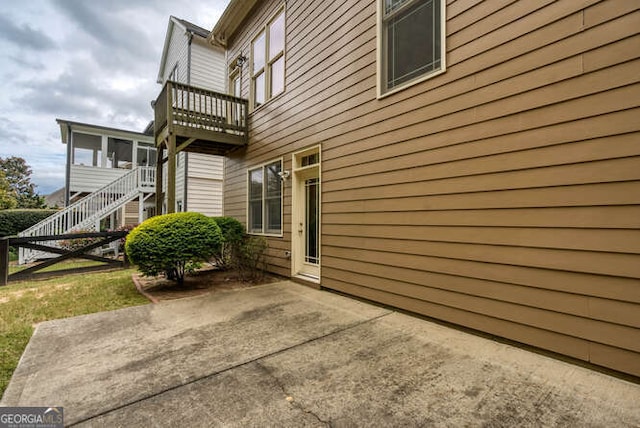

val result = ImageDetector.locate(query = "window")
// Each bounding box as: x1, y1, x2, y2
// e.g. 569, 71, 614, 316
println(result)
107, 138, 133, 169
72, 133, 102, 167
248, 160, 282, 235
251, 9, 285, 109
230, 70, 241, 98
136, 146, 157, 167
379, 0, 445, 95
229, 58, 244, 126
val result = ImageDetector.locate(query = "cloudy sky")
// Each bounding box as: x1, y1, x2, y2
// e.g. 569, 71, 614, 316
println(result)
0, 0, 230, 195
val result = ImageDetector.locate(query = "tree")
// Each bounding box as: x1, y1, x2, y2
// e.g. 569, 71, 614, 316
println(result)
0, 170, 17, 210
0, 157, 46, 209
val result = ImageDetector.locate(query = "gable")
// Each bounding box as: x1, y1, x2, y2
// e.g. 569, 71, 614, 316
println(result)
157, 18, 190, 84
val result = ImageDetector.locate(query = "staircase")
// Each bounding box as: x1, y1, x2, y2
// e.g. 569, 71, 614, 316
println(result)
19, 167, 155, 264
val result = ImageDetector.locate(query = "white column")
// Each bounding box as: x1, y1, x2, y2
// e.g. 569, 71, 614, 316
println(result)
101, 135, 108, 168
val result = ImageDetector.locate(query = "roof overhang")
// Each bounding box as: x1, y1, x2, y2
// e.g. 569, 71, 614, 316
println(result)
209, 0, 260, 47
56, 119, 154, 145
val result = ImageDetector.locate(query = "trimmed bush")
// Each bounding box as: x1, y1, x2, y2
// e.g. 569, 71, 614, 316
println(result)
0, 209, 58, 237
125, 212, 222, 285
212, 216, 245, 270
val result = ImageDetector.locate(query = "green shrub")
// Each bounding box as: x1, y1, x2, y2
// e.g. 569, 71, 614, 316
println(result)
125, 212, 222, 285
212, 216, 245, 270
8, 247, 17, 262
235, 235, 268, 282
0, 209, 58, 237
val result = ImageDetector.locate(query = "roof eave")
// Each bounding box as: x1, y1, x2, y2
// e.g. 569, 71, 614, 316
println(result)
157, 17, 179, 84
209, 0, 260, 47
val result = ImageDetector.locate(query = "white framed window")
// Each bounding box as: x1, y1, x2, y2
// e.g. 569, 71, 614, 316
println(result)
229, 68, 241, 98
378, 0, 445, 97
251, 8, 285, 109
248, 159, 283, 235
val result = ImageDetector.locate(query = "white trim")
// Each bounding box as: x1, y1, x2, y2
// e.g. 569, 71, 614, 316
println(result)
246, 157, 284, 237
376, 0, 447, 99
291, 145, 321, 281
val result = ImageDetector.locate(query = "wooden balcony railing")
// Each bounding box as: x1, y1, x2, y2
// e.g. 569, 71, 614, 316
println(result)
154, 81, 248, 150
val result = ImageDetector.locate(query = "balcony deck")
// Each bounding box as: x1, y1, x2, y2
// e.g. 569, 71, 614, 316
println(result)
154, 81, 248, 156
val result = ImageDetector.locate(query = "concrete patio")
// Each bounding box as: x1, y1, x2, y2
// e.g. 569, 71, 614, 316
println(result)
2, 281, 639, 426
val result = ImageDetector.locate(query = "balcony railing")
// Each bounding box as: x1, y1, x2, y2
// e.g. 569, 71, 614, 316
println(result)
154, 81, 248, 149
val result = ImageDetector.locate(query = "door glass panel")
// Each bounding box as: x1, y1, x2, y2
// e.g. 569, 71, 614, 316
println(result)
305, 177, 319, 265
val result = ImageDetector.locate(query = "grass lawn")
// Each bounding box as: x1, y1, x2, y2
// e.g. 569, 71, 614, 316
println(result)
8, 259, 105, 274
0, 267, 149, 398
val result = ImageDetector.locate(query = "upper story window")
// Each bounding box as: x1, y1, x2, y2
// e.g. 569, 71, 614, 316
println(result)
251, 9, 285, 109
248, 159, 282, 235
229, 54, 245, 97
378, 0, 445, 96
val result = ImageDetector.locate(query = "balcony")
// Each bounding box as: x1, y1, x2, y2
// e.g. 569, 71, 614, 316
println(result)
154, 81, 248, 155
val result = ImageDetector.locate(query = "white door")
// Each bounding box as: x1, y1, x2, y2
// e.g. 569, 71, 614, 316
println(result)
292, 148, 320, 281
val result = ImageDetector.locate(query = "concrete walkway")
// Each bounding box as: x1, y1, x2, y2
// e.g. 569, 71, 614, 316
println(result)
2, 281, 639, 426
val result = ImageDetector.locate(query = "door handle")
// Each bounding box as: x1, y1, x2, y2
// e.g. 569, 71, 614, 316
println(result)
298, 222, 303, 234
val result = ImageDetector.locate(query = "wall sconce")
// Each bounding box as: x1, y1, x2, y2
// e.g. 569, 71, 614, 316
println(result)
235, 55, 247, 68
278, 170, 291, 180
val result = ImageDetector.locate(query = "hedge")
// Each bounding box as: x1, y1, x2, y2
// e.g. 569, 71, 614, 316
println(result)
0, 209, 58, 237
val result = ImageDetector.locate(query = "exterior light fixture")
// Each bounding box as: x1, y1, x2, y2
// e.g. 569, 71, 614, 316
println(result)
236, 55, 247, 67
278, 170, 291, 180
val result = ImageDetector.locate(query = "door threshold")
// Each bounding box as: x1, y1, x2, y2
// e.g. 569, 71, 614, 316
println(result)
292, 274, 321, 288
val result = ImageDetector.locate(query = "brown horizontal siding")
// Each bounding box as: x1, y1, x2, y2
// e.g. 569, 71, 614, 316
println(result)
323, 248, 640, 304
320, 266, 640, 349
322, 205, 640, 228
321, 276, 640, 377
322, 235, 639, 278
246, 1, 636, 152
223, 0, 640, 376
323, 111, 640, 177
323, 224, 640, 255
322, 254, 640, 312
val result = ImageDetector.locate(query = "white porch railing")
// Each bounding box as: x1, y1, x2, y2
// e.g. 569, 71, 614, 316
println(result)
19, 167, 156, 264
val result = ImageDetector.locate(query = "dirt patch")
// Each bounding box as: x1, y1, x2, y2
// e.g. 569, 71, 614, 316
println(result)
134, 267, 285, 302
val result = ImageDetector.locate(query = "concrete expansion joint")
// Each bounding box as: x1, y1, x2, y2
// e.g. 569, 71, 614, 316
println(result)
255, 361, 332, 427
66, 312, 391, 426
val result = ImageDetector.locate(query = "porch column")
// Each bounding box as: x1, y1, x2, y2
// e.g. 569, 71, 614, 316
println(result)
167, 134, 177, 214
155, 142, 164, 215
138, 193, 144, 223
101, 135, 108, 167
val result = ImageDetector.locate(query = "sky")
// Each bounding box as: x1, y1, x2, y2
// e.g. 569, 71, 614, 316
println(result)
0, 0, 230, 195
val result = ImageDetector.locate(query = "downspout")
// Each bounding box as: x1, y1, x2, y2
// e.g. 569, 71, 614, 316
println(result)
187, 32, 193, 86
183, 154, 188, 212
64, 124, 72, 207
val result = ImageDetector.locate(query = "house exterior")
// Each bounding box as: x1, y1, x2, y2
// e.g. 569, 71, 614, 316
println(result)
57, 119, 158, 227
193, 0, 640, 377
155, 16, 227, 215
18, 17, 229, 263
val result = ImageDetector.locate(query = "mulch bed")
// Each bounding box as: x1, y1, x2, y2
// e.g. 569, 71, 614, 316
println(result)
133, 266, 284, 302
